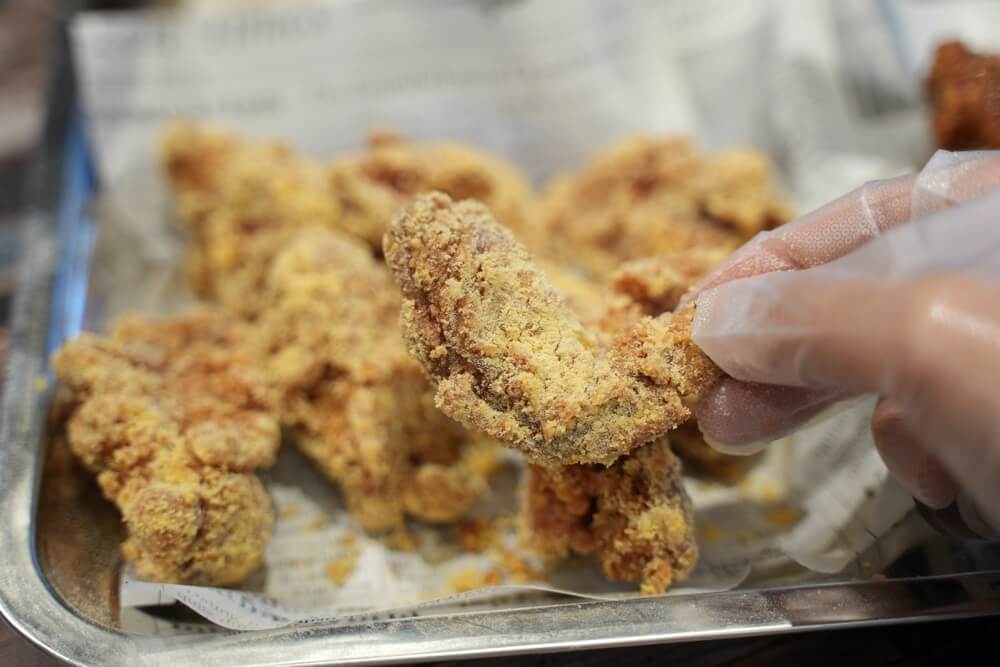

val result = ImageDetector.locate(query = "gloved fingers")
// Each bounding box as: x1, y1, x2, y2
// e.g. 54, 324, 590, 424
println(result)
912, 150, 1000, 218
693, 276, 901, 390
870, 397, 958, 509
694, 187, 1000, 389
879, 278, 1000, 535
914, 495, 1000, 540
687, 173, 915, 300
694, 380, 842, 453
686, 149, 1000, 305
953, 493, 1000, 539
698, 269, 1000, 527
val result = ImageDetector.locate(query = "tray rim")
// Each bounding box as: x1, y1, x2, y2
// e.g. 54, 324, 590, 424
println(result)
5, 7, 1000, 667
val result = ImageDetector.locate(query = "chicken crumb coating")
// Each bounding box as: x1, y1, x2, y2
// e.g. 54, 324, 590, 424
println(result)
51, 310, 280, 586
538, 136, 791, 279
551, 254, 758, 481
162, 124, 536, 319
257, 228, 497, 532
330, 129, 537, 248
520, 440, 698, 595
608, 255, 759, 481
161, 123, 342, 319
385, 192, 721, 466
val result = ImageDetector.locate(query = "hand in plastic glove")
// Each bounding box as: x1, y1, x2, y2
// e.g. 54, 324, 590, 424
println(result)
689, 150, 1000, 533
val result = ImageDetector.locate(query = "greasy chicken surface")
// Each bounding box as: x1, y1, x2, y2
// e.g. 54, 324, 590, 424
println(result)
385, 192, 721, 465
52, 310, 280, 586
162, 124, 536, 319
256, 227, 497, 531
520, 440, 697, 595
928, 41, 1000, 150
538, 136, 790, 279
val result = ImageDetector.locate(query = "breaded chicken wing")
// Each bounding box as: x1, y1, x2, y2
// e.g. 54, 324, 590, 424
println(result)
52, 310, 280, 586
520, 440, 697, 594
385, 192, 721, 465
256, 228, 497, 531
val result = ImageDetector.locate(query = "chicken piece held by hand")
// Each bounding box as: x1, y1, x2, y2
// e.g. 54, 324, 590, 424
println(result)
385, 192, 721, 465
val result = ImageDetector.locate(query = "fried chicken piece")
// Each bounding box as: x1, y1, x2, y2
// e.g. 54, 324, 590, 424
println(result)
161, 123, 343, 319
385, 192, 721, 466
539, 261, 619, 332
256, 228, 497, 532
51, 310, 280, 585
329, 130, 537, 247
454, 252, 702, 591
401, 438, 498, 523
520, 440, 697, 594
608, 255, 762, 482
526, 254, 760, 482
928, 41, 1000, 150
609, 251, 724, 315
538, 136, 791, 279
162, 125, 537, 318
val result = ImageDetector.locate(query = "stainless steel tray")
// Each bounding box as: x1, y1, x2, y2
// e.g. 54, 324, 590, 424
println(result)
4, 11, 1000, 667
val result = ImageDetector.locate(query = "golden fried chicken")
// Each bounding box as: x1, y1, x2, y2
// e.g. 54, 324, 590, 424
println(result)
161, 123, 342, 319
51, 310, 280, 586
607, 255, 760, 482
609, 252, 722, 315
385, 192, 721, 466
256, 227, 497, 532
329, 129, 537, 247
520, 440, 697, 594
162, 125, 537, 319
538, 136, 791, 279
928, 41, 1000, 150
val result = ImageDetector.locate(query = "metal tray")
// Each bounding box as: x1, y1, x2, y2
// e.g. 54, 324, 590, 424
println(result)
4, 10, 1000, 667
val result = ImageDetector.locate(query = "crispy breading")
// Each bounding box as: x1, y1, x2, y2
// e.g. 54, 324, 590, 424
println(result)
162, 125, 537, 319
331, 130, 537, 248
256, 228, 497, 531
51, 310, 280, 586
520, 440, 697, 594
607, 255, 759, 482
609, 251, 723, 315
538, 136, 790, 279
161, 123, 342, 319
385, 192, 721, 465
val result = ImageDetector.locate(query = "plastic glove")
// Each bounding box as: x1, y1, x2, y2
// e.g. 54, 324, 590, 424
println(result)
690, 150, 1000, 531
